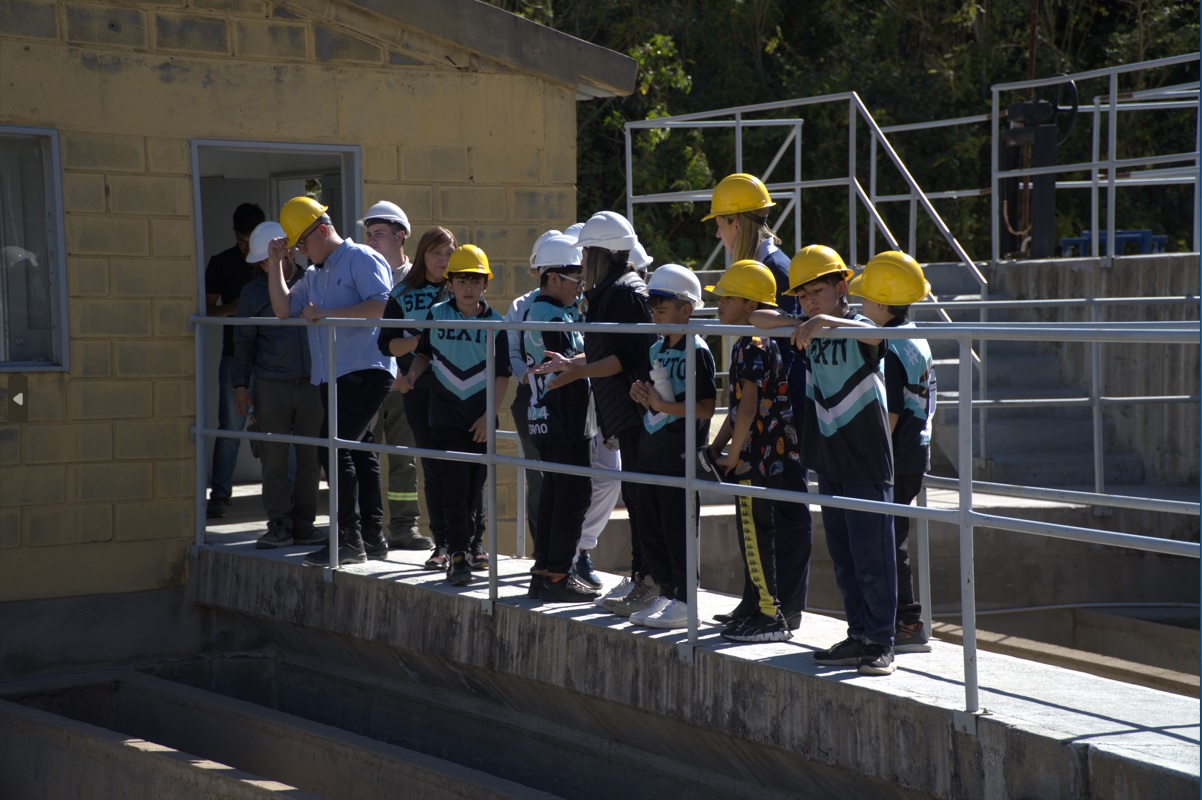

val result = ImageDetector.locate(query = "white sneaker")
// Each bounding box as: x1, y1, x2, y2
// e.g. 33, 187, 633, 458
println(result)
629, 595, 671, 625
594, 576, 632, 608
643, 599, 689, 630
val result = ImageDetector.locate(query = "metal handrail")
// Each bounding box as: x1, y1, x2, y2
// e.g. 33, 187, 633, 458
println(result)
192, 311, 1199, 718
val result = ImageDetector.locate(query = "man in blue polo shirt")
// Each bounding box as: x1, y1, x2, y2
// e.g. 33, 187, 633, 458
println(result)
267, 197, 396, 566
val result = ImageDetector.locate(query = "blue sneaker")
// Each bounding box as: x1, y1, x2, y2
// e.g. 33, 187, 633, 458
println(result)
572, 549, 603, 589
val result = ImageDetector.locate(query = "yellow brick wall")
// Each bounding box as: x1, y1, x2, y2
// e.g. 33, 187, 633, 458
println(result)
0, 0, 579, 600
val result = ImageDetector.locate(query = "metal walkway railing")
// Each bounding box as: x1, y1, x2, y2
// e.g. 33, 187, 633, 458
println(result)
190, 312, 1198, 719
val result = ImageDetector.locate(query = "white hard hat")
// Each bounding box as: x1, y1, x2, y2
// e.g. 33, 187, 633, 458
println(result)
246, 221, 286, 264
563, 222, 586, 241
2, 246, 38, 268
529, 229, 563, 268
532, 233, 583, 273
646, 263, 704, 309
631, 239, 653, 270
573, 211, 637, 252
358, 200, 410, 235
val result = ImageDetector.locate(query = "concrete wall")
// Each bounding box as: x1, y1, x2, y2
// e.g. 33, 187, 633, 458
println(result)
991, 253, 1200, 485
0, 0, 584, 601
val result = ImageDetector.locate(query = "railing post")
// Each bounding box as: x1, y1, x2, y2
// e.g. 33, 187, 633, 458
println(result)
486, 325, 499, 605
683, 331, 699, 650
515, 447, 528, 558
957, 336, 979, 714
1091, 101, 1101, 256
1105, 72, 1119, 266
625, 125, 635, 226
990, 86, 1000, 265
794, 121, 803, 250
916, 483, 933, 638
326, 326, 340, 572
1090, 302, 1106, 497
735, 112, 744, 173
848, 97, 857, 266
194, 318, 208, 549
869, 134, 878, 255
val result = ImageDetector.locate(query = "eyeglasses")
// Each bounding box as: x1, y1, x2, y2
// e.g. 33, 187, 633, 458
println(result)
293, 223, 324, 251
556, 273, 584, 287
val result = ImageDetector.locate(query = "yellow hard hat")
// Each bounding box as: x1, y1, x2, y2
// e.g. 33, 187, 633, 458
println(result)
701, 173, 775, 222
848, 251, 931, 305
447, 244, 492, 279
280, 196, 328, 247
703, 259, 777, 306
785, 244, 853, 295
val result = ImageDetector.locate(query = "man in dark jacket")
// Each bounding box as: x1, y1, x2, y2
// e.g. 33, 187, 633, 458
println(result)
231, 221, 324, 548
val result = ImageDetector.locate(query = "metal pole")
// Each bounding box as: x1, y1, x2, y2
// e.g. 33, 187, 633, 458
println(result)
1091, 101, 1101, 256
958, 336, 979, 713
326, 327, 340, 571
735, 112, 744, 174
625, 125, 635, 225
486, 327, 499, 604
908, 194, 918, 256
194, 319, 207, 549
515, 448, 528, 558
684, 333, 699, 647
869, 134, 878, 255
848, 98, 857, 266
795, 121, 803, 250
1090, 302, 1105, 496
1106, 73, 1119, 264
1195, 95, 1201, 252
991, 87, 1001, 265
916, 483, 932, 636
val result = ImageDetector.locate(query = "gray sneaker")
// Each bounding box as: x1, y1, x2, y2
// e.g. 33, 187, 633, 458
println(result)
291, 524, 327, 545
894, 621, 932, 653
604, 576, 657, 617
255, 520, 294, 549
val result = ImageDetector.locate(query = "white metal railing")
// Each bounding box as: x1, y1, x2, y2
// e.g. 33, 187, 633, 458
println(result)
191, 312, 1199, 719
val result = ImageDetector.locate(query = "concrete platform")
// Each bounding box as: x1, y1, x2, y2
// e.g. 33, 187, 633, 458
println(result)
188, 531, 1200, 800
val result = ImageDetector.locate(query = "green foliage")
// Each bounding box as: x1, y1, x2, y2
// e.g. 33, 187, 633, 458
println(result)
486, 0, 1198, 262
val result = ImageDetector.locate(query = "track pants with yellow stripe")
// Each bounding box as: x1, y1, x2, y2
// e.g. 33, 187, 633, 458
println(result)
735, 465, 812, 618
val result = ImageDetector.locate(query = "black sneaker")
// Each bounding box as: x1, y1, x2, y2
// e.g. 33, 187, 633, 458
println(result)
446, 551, 473, 586
469, 539, 489, 571
539, 574, 600, 603
570, 550, 603, 589
857, 643, 896, 676
894, 621, 932, 653
813, 637, 869, 665
713, 600, 754, 625
364, 539, 390, 561
527, 572, 544, 599
783, 609, 803, 631
206, 496, 231, 519
721, 612, 793, 643
303, 543, 367, 567
424, 545, 449, 570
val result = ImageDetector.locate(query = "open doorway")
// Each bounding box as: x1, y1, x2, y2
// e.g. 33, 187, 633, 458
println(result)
190, 140, 359, 488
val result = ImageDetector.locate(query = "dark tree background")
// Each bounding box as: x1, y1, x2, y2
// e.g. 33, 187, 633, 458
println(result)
488, 0, 1198, 265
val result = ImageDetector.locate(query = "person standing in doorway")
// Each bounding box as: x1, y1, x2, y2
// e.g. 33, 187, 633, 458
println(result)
267, 197, 396, 567
205, 202, 266, 519
361, 201, 430, 552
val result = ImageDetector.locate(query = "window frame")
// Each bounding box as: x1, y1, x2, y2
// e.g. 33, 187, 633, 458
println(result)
0, 124, 70, 372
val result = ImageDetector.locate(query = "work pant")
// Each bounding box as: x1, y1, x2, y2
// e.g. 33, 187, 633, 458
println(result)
893, 470, 925, 626
734, 465, 812, 617
255, 376, 323, 526
819, 476, 897, 646
374, 389, 421, 539
430, 425, 488, 555
630, 480, 697, 602
578, 433, 621, 554
319, 369, 391, 549
512, 385, 543, 544
531, 439, 591, 574
210, 355, 247, 500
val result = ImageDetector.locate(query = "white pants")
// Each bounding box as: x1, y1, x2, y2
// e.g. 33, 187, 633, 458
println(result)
577, 432, 622, 554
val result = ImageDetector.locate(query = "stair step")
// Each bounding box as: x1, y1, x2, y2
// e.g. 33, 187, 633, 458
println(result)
933, 354, 1063, 392
980, 452, 1145, 485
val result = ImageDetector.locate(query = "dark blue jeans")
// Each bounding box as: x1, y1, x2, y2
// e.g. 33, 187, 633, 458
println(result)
319, 369, 392, 548
210, 355, 247, 500
818, 476, 897, 646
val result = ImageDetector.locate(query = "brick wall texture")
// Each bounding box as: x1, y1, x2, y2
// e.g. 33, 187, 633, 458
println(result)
0, 0, 579, 601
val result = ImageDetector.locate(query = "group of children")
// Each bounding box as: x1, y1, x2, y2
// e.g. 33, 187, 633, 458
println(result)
266, 173, 935, 678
